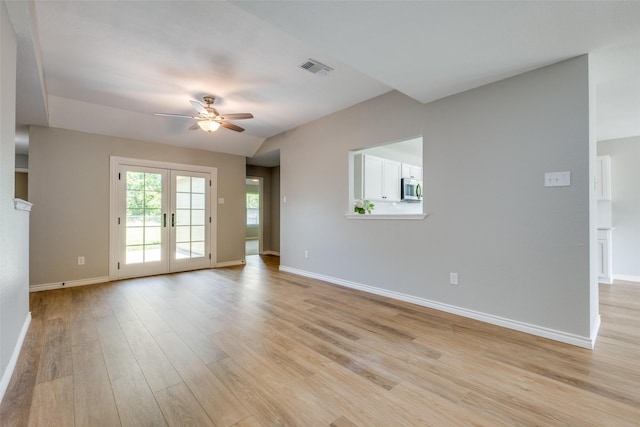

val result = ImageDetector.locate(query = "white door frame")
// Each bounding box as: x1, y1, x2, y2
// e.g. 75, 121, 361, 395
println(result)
246, 176, 263, 255
109, 156, 217, 280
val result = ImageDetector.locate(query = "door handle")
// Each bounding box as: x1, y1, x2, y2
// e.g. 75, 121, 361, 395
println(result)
163, 213, 167, 227
172, 213, 175, 227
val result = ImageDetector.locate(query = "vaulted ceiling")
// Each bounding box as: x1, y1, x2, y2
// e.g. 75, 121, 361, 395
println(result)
7, 1, 640, 165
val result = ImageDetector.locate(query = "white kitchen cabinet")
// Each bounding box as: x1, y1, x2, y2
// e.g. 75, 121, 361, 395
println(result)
361, 155, 383, 200
401, 163, 422, 180
381, 159, 401, 201
598, 228, 613, 284
354, 154, 401, 202
596, 155, 611, 201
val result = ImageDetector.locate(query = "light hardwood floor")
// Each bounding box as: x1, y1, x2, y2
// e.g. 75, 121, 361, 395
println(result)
1, 255, 639, 426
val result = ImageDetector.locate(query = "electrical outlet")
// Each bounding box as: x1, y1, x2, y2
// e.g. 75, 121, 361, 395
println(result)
304, 250, 309, 259
449, 272, 459, 285
78, 256, 85, 265
544, 171, 571, 187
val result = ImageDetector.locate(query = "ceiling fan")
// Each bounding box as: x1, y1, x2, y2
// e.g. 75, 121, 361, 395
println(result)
155, 96, 254, 133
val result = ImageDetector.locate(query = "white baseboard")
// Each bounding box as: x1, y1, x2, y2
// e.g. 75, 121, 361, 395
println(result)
0, 312, 31, 403
30, 276, 110, 292
29, 260, 271, 290
279, 265, 595, 349
215, 260, 246, 268
612, 274, 640, 283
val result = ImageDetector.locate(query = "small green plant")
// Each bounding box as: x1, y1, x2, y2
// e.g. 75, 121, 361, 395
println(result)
354, 199, 374, 214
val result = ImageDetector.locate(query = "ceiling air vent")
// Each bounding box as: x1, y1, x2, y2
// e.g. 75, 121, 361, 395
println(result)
299, 58, 333, 76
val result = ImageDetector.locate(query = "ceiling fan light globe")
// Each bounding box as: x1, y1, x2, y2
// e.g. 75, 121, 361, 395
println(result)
198, 120, 220, 133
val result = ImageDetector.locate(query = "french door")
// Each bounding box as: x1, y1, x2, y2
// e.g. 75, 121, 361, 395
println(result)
111, 159, 215, 279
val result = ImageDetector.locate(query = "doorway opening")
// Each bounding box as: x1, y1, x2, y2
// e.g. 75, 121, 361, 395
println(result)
246, 177, 262, 256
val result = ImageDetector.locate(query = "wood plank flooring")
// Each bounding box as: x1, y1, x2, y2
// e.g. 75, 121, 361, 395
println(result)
1, 255, 639, 426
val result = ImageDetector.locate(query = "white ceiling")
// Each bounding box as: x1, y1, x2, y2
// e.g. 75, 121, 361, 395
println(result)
7, 1, 640, 164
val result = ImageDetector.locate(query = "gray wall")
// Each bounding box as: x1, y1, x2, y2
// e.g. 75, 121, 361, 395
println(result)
268, 57, 596, 340
29, 126, 247, 286
1, 1, 30, 399
598, 136, 640, 279
246, 164, 280, 253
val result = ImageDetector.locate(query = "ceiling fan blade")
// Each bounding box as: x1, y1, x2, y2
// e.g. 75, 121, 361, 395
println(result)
219, 121, 245, 132
219, 113, 254, 120
190, 100, 209, 116
189, 123, 200, 131
155, 113, 197, 119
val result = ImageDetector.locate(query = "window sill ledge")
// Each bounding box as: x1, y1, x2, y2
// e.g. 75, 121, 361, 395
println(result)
14, 198, 32, 212
346, 213, 427, 220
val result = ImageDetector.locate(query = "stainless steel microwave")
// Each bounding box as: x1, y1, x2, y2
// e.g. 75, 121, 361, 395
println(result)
401, 178, 422, 201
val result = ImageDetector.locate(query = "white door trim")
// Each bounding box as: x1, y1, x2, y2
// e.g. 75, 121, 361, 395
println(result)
246, 176, 264, 255
109, 156, 217, 280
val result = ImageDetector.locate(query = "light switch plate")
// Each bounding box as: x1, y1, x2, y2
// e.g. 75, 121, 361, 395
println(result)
218, 198, 225, 204
449, 272, 459, 285
544, 171, 571, 187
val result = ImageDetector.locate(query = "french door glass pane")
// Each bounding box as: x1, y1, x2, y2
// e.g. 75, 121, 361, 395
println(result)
192, 241, 205, 258
192, 178, 205, 193
176, 209, 190, 225
174, 176, 206, 259
145, 227, 161, 245
126, 245, 143, 264
176, 175, 191, 192
192, 210, 205, 225
127, 227, 143, 245
192, 226, 205, 241
176, 242, 190, 259
192, 193, 205, 209
176, 226, 190, 242
125, 171, 163, 264
176, 193, 190, 209
145, 209, 162, 227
